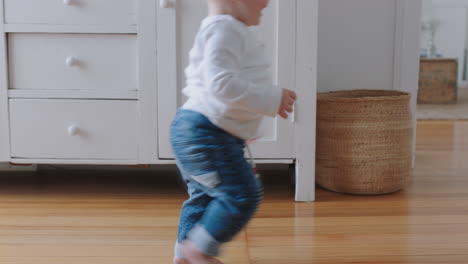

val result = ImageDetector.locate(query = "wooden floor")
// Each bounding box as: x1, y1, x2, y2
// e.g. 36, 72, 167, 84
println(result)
0, 121, 467, 264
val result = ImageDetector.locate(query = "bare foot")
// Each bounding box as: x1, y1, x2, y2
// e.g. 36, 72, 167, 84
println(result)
182, 240, 224, 264
173, 257, 190, 264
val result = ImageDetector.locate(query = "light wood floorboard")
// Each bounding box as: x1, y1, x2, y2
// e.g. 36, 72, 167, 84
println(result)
0, 120, 467, 263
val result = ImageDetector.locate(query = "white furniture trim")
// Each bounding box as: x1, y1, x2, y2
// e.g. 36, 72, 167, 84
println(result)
156, 0, 177, 160
10, 158, 295, 165
394, 0, 423, 167
4, 24, 137, 34
8, 90, 139, 100
137, 0, 158, 164
294, 0, 318, 202
0, 3, 10, 161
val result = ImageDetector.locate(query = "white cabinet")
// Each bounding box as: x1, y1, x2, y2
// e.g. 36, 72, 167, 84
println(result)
0, 0, 318, 201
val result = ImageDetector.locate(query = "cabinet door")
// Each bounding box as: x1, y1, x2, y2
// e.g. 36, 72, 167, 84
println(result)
157, 0, 296, 159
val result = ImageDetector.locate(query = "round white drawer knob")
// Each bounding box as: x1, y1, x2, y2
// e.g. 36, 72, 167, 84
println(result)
63, 0, 74, 6
68, 125, 80, 136
160, 0, 171, 8
65, 56, 79, 67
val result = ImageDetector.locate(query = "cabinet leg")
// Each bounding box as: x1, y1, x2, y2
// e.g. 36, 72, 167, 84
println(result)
288, 163, 296, 186
294, 159, 315, 202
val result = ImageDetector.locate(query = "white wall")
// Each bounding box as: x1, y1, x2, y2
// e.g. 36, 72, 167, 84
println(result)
317, 0, 423, 167
318, 0, 397, 92
466, 8, 468, 52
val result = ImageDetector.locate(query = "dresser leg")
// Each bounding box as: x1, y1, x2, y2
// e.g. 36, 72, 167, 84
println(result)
294, 159, 315, 202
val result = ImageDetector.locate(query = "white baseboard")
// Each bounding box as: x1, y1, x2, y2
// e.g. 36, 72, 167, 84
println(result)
0, 162, 37, 172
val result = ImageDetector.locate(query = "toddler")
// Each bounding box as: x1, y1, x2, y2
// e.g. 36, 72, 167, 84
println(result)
171, 0, 297, 263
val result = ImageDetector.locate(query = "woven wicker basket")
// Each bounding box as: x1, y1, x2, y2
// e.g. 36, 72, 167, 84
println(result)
316, 90, 412, 195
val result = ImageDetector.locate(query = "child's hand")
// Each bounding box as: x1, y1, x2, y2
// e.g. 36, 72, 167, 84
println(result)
278, 88, 297, 119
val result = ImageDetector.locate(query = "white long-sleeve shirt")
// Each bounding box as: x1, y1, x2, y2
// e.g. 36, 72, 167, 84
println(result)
182, 14, 282, 140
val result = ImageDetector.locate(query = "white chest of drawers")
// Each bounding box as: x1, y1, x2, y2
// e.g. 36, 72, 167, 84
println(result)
0, 0, 319, 201
0, 0, 157, 165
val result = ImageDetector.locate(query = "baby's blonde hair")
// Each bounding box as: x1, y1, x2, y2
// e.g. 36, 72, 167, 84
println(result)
207, 0, 249, 24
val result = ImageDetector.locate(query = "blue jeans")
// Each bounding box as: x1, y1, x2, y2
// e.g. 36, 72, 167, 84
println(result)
170, 109, 263, 257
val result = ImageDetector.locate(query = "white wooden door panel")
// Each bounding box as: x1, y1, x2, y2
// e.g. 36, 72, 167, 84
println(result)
157, 0, 296, 159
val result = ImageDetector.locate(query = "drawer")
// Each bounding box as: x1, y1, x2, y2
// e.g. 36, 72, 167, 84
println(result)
8, 33, 137, 91
4, 0, 136, 27
10, 99, 138, 160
